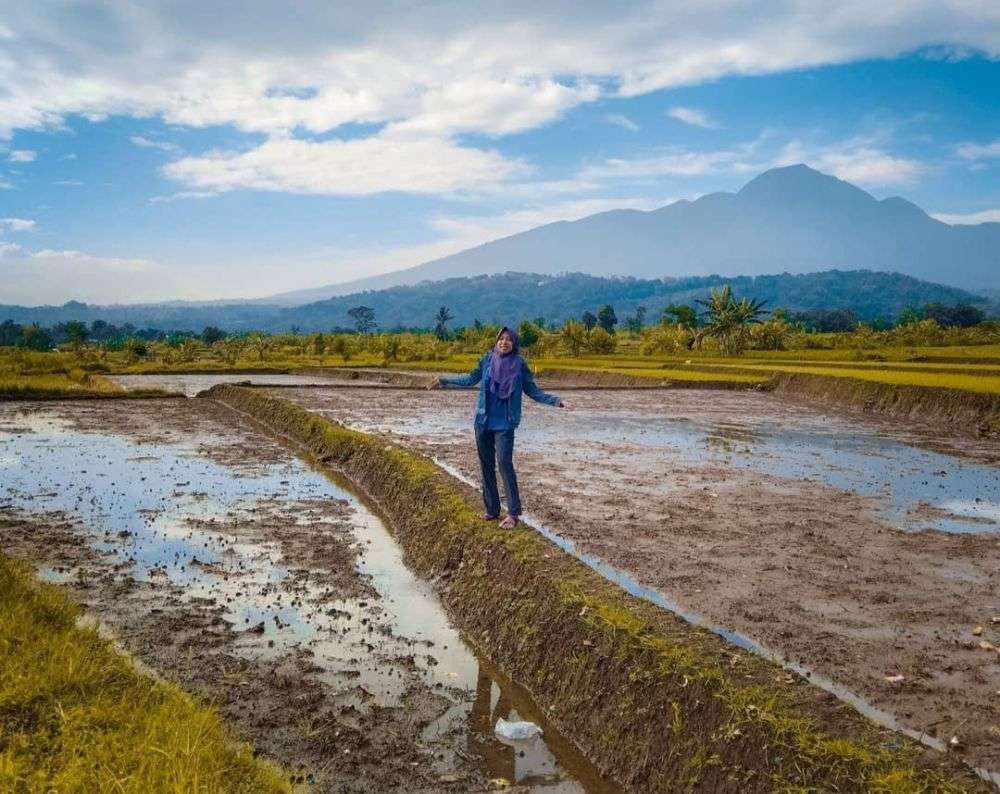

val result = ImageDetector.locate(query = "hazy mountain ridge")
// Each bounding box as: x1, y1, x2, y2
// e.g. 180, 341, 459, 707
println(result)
267, 164, 1000, 303
2, 270, 989, 333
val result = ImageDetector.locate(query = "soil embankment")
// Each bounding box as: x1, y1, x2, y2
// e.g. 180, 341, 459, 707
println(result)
207, 384, 991, 792
770, 372, 1000, 439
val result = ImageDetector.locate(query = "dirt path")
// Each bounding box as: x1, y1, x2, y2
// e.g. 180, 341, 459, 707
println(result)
275, 385, 1000, 775
0, 399, 612, 793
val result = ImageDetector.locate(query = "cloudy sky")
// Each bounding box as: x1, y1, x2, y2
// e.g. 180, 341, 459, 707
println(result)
1, 1, 998, 305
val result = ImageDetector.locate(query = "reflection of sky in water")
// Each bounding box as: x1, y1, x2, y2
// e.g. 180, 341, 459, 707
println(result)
110, 373, 339, 397
540, 414, 999, 533
327, 400, 999, 534
0, 409, 602, 793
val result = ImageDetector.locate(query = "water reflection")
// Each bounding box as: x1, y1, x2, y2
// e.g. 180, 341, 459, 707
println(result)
703, 422, 760, 453
0, 404, 619, 793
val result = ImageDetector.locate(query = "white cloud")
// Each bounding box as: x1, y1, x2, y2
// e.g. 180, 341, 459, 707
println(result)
813, 148, 922, 186
148, 190, 216, 204
667, 106, 718, 129
573, 130, 924, 189
0, 217, 35, 232
1, 3, 995, 139
604, 113, 639, 132
580, 147, 747, 180
163, 133, 527, 195
7, 149, 35, 162
129, 135, 180, 153
390, 78, 600, 136
774, 139, 923, 186
932, 208, 1000, 225
0, 246, 173, 304
54, 179, 84, 186
956, 139, 1000, 160
430, 196, 673, 243
0, 2, 994, 198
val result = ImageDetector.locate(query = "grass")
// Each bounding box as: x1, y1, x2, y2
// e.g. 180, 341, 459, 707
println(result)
5, 340, 1000, 397
0, 350, 175, 399
685, 363, 1000, 394
533, 361, 770, 384
407, 354, 1000, 393
0, 552, 290, 793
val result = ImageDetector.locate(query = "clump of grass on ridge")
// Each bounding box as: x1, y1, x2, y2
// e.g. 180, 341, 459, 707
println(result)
0, 553, 290, 793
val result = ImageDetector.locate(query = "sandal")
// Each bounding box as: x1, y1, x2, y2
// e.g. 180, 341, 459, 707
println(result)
483, 513, 500, 521
499, 515, 520, 530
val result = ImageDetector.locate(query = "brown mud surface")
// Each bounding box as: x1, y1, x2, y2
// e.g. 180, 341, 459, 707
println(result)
0, 399, 612, 793
275, 385, 1000, 776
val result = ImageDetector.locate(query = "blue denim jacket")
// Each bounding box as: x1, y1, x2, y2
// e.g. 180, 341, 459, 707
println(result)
439, 352, 561, 428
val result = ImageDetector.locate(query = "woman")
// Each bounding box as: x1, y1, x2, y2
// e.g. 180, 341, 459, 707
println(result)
432, 327, 567, 529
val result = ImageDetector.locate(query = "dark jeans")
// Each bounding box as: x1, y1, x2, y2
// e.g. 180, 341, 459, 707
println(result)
475, 426, 521, 517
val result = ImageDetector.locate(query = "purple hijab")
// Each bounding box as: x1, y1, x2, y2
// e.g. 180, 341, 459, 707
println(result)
488, 326, 523, 400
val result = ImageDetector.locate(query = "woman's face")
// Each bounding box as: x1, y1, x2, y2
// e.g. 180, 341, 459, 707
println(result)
496, 331, 513, 354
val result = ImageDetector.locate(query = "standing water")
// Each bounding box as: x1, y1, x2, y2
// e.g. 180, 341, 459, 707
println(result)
0, 403, 619, 792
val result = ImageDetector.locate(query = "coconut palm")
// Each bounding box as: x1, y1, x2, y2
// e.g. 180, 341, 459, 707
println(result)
696, 286, 767, 356
433, 306, 453, 340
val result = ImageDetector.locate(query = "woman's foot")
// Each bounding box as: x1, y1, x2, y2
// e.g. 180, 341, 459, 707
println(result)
499, 514, 520, 529
483, 513, 500, 521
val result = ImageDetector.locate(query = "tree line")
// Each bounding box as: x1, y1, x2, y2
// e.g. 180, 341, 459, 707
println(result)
0, 293, 993, 359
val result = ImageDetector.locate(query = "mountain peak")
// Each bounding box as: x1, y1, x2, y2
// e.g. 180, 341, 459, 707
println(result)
737, 163, 876, 207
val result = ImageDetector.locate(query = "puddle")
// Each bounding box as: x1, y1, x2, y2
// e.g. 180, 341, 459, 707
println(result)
433, 457, 1000, 787
110, 373, 344, 398
0, 407, 618, 792
518, 412, 997, 534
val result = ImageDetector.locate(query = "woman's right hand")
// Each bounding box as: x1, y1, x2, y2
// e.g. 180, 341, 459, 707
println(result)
426, 377, 442, 390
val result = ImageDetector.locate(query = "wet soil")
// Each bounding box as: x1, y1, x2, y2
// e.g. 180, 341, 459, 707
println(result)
0, 399, 614, 793
274, 385, 1000, 774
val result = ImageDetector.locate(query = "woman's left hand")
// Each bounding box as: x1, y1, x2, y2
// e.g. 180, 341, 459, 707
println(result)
558, 400, 571, 409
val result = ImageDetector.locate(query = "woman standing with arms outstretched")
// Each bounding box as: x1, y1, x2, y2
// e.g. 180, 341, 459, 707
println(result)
430, 327, 568, 528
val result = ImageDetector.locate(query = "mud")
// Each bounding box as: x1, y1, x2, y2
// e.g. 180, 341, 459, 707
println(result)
272, 385, 1000, 775
111, 372, 349, 397
0, 399, 616, 793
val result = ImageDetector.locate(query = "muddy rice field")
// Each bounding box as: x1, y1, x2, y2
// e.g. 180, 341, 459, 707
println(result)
4, 373, 1000, 788
1, 398, 617, 792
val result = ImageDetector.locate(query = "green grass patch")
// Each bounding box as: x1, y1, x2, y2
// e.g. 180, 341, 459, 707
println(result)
677, 363, 1000, 395
0, 553, 290, 793
534, 361, 769, 384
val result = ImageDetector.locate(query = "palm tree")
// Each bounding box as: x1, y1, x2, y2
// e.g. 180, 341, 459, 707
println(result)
696, 286, 767, 356
433, 306, 453, 340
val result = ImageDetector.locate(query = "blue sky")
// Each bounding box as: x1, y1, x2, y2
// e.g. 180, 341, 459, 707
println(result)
1, 2, 998, 304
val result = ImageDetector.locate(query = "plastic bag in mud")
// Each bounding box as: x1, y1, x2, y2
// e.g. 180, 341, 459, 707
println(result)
494, 718, 543, 741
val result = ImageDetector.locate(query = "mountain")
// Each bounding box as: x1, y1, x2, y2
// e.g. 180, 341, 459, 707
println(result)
3, 270, 989, 333
266, 164, 1000, 303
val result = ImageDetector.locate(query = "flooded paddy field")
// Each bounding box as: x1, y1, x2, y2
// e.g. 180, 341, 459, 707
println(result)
0, 399, 618, 793
110, 372, 362, 397
271, 384, 1000, 774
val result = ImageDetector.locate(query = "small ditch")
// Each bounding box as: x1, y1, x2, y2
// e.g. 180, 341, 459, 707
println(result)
0, 402, 620, 792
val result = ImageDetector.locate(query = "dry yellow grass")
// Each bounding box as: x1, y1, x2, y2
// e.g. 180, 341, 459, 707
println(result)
0, 553, 290, 792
